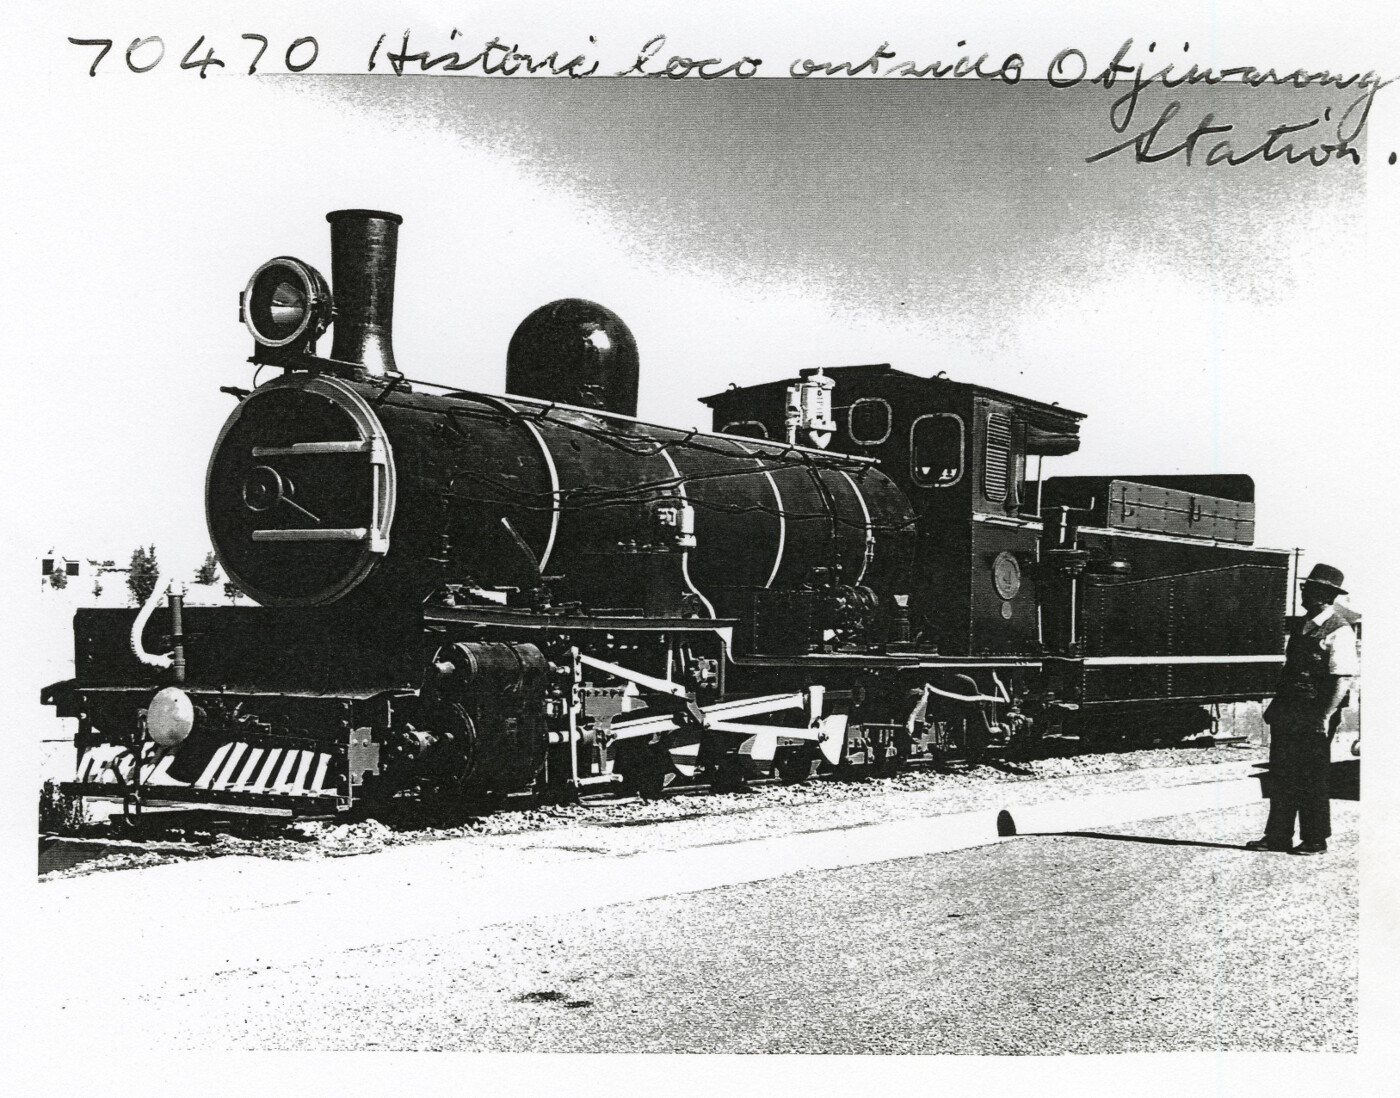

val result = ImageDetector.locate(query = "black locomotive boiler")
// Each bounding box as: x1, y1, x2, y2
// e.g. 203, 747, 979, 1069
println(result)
45, 210, 1291, 817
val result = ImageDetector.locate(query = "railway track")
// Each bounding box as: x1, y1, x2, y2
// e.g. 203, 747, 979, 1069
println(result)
40, 739, 1272, 878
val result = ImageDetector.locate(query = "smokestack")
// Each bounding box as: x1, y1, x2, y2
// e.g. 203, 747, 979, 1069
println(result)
326, 209, 402, 376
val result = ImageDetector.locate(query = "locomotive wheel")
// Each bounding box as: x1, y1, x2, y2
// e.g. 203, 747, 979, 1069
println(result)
414, 702, 484, 821
354, 701, 495, 824
346, 776, 395, 823
958, 718, 991, 766
708, 755, 750, 794
616, 742, 675, 801
404, 779, 501, 824
775, 747, 820, 785
457, 787, 506, 815
869, 744, 900, 777
1003, 717, 1043, 761
875, 724, 911, 775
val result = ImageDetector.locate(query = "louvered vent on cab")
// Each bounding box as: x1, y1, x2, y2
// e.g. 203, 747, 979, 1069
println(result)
984, 411, 1012, 502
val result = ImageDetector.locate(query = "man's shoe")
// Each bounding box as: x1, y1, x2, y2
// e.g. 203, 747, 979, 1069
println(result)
1291, 841, 1327, 856
1244, 838, 1293, 852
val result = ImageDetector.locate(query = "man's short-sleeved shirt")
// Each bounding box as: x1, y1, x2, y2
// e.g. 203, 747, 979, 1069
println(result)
1313, 605, 1361, 677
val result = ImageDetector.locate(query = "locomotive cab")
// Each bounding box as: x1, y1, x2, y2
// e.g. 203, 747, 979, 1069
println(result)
705, 364, 1290, 717
702, 365, 1085, 656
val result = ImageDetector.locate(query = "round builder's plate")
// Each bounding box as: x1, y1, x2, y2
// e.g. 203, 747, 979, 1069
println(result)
992, 550, 1022, 601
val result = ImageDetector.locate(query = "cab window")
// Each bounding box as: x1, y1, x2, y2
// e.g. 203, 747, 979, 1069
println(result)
848, 398, 892, 445
910, 414, 963, 487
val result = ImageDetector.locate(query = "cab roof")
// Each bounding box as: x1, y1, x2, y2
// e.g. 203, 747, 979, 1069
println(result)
699, 362, 1085, 430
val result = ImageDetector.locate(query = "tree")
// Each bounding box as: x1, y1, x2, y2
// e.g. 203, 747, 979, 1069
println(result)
92, 578, 103, 598
194, 551, 220, 585
49, 568, 67, 590
127, 545, 160, 605
223, 580, 243, 603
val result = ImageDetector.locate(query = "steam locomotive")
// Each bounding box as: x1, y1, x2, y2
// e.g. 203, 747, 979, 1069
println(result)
45, 210, 1291, 817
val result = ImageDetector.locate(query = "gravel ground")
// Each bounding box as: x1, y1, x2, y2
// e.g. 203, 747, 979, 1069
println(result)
128, 798, 1358, 1053
40, 741, 1267, 878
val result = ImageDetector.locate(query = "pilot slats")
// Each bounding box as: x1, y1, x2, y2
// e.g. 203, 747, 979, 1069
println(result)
195, 743, 233, 787
310, 753, 331, 793
249, 748, 283, 793
196, 742, 336, 796
231, 746, 265, 788
212, 742, 248, 786
290, 749, 315, 793
272, 749, 301, 792
68, 738, 343, 807
74, 745, 175, 784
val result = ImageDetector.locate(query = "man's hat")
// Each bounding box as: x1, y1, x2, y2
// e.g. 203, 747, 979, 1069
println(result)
1301, 563, 1347, 595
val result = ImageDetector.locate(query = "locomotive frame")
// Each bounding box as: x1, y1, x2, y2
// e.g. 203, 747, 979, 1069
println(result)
44, 209, 1291, 819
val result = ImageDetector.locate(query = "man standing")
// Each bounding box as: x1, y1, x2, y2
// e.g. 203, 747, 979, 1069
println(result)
1247, 563, 1359, 855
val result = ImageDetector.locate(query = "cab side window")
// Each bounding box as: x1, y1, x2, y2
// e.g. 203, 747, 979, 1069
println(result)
721, 420, 769, 440
910, 414, 964, 487
848, 398, 892, 445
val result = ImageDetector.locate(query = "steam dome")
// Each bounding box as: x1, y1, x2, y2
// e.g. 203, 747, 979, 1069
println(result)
506, 299, 639, 416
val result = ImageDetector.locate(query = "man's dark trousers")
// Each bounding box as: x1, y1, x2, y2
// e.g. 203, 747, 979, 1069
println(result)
1264, 710, 1337, 846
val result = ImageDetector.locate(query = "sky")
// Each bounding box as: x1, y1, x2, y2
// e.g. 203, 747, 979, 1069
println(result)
5, 80, 1384, 550
5, 6, 1394, 603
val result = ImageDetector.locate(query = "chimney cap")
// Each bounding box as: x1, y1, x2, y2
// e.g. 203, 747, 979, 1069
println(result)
326, 209, 403, 226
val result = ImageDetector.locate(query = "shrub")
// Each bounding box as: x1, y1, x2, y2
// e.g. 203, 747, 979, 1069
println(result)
194, 551, 220, 585
39, 779, 90, 835
127, 544, 160, 605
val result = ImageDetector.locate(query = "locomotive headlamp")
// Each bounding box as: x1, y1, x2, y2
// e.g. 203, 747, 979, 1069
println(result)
241, 256, 332, 351
145, 686, 195, 747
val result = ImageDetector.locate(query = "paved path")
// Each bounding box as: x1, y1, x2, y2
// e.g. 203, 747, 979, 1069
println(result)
19, 756, 1363, 1060
134, 800, 1355, 1054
